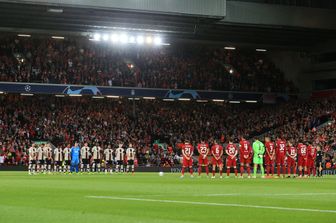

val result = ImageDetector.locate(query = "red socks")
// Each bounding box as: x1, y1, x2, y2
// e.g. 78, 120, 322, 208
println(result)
247, 166, 251, 176
240, 166, 244, 176
282, 166, 286, 177
199, 166, 209, 176
277, 165, 281, 176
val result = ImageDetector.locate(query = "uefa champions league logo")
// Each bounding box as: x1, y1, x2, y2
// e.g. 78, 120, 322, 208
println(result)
63, 86, 102, 95
24, 85, 31, 92
164, 90, 200, 99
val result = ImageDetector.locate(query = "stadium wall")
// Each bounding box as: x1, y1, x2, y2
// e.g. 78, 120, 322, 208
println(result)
269, 40, 336, 93
0, 82, 294, 102
268, 51, 312, 94
308, 70, 336, 91
301, 42, 336, 92
223, 1, 336, 30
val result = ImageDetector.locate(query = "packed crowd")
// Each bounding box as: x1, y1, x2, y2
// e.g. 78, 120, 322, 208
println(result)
0, 35, 296, 92
0, 95, 335, 167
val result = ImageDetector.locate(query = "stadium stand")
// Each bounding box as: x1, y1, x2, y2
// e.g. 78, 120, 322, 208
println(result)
0, 95, 334, 167
0, 35, 296, 92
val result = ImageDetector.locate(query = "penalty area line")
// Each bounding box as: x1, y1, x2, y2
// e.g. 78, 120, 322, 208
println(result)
86, 196, 336, 214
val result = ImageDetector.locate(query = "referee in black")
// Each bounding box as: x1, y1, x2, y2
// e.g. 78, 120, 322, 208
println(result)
316, 146, 323, 177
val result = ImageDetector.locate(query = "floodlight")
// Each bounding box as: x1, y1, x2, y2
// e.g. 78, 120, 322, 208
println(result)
102, 34, 109, 41
120, 33, 128, 44
136, 36, 144, 44
93, 33, 101, 41
154, 36, 162, 45
128, 36, 136, 43
146, 36, 153, 44
111, 34, 119, 43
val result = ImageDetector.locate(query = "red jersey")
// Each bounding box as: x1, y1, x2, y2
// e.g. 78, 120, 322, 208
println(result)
297, 143, 308, 158
308, 146, 317, 160
265, 142, 276, 157
211, 144, 223, 158
181, 143, 194, 158
276, 140, 286, 157
226, 143, 238, 157
287, 146, 297, 158
239, 140, 252, 157
197, 143, 209, 156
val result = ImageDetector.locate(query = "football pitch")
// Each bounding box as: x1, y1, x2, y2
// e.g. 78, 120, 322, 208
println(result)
0, 172, 335, 223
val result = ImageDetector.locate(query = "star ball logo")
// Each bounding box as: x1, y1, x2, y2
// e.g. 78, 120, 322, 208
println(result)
24, 85, 31, 92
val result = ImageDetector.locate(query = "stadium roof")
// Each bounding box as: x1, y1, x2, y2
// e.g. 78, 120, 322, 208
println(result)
0, 1, 336, 50
229, 0, 336, 10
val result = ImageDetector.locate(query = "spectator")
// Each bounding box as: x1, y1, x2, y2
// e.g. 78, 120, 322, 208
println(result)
0, 35, 297, 92
0, 94, 334, 166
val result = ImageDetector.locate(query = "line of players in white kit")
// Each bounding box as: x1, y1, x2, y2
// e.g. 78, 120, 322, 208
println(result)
27, 142, 136, 175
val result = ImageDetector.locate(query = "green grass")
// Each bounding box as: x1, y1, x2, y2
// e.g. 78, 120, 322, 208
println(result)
0, 172, 335, 223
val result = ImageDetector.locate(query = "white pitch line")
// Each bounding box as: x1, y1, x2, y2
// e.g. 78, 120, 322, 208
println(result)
205, 193, 336, 197
86, 196, 336, 214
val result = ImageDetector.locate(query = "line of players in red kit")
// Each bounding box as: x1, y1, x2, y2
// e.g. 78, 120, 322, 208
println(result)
264, 137, 319, 178
180, 137, 319, 178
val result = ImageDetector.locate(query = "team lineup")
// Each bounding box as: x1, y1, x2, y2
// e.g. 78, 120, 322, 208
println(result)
26, 135, 323, 179
27, 142, 136, 175
181, 136, 323, 179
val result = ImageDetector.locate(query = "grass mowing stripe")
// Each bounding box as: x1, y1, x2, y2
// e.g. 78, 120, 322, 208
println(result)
87, 196, 336, 214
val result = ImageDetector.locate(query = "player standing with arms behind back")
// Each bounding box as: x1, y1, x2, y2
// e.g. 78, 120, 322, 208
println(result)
70, 142, 80, 173
104, 145, 114, 174
80, 143, 91, 173
44, 144, 53, 174
197, 140, 209, 177
180, 140, 194, 178
225, 138, 238, 178
239, 136, 252, 178
63, 144, 71, 174
252, 137, 265, 178
115, 143, 125, 173
264, 137, 276, 177
53, 145, 63, 173
91, 143, 102, 173
28, 144, 37, 175
126, 143, 136, 175
36, 144, 45, 174
211, 140, 224, 178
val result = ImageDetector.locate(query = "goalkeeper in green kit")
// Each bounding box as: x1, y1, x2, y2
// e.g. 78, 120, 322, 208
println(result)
252, 137, 265, 178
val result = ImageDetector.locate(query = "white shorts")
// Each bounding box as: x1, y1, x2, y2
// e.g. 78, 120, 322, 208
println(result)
0, 156, 4, 164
